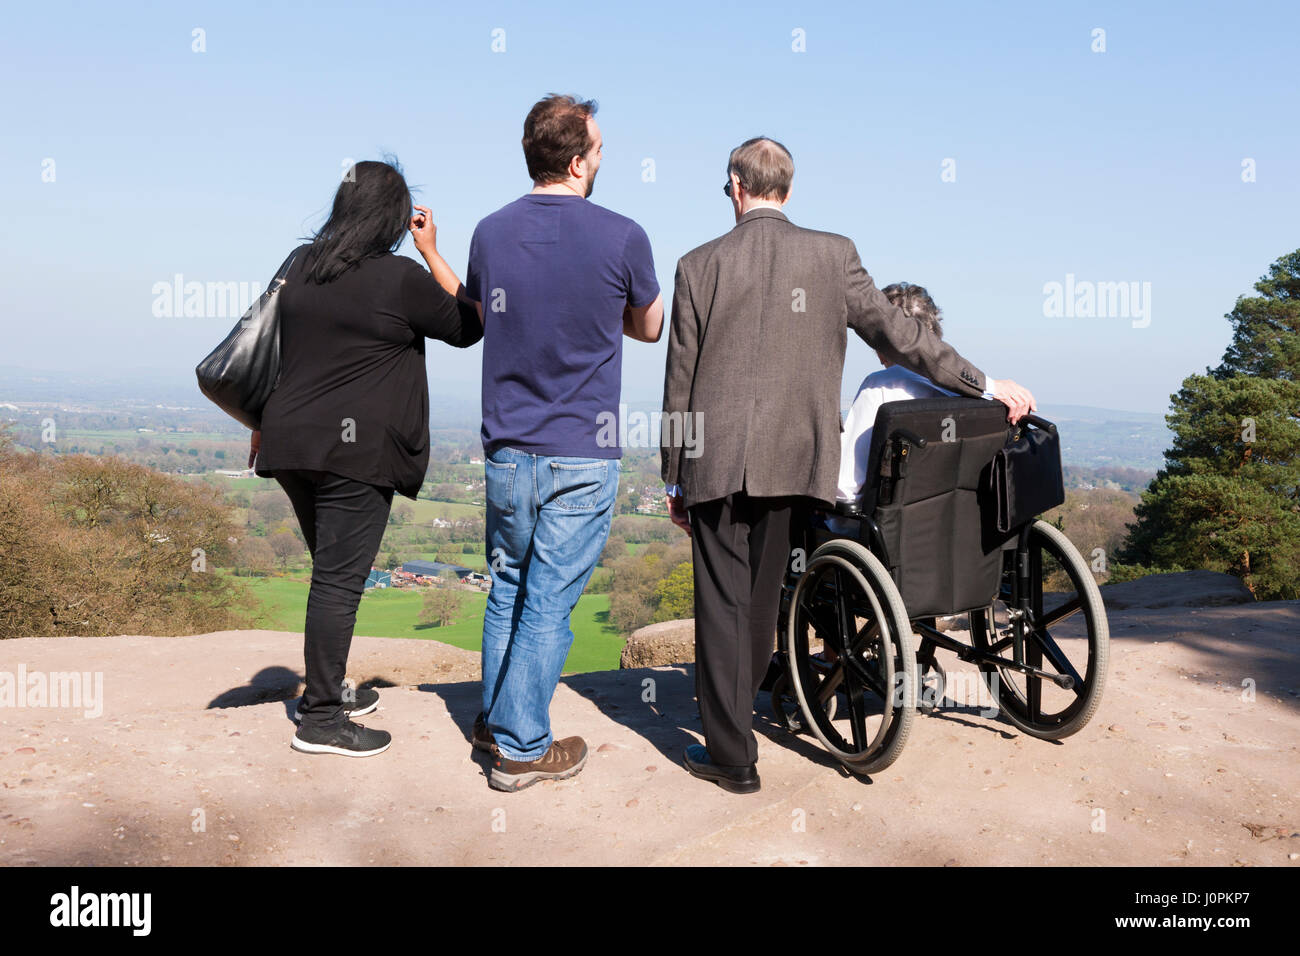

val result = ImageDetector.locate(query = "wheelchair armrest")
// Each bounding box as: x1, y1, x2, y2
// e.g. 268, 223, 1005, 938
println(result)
888, 427, 928, 448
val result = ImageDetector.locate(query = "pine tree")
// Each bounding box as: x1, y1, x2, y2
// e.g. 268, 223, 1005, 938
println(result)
1117, 250, 1300, 599
1212, 249, 1300, 381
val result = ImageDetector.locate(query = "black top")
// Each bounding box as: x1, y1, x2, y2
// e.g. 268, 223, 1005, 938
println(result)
254, 246, 482, 499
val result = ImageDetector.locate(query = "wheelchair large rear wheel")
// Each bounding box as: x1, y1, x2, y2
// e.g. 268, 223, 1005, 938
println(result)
969, 520, 1108, 739
784, 538, 916, 775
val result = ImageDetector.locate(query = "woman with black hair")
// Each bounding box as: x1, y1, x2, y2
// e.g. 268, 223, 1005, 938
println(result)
252, 158, 482, 757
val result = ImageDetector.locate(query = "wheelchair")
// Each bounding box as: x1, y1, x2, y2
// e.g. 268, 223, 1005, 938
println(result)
768, 397, 1109, 776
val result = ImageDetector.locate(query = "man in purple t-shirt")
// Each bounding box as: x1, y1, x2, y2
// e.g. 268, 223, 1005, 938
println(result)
461, 95, 663, 791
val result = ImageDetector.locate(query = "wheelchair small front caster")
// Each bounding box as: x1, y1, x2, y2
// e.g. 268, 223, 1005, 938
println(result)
771, 672, 838, 734
917, 659, 946, 714
770, 673, 803, 733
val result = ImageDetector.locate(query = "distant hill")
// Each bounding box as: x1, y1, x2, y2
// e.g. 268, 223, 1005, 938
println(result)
0, 369, 1174, 473
1034, 404, 1171, 472
0, 365, 205, 407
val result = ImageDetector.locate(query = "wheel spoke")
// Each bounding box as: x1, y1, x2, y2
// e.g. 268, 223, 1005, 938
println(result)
845, 618, 878, 659
855, 660, 887, 700
1029, 626, 1085, 693
833, 568, 854, 656
816, 662, 844, 708
840, 663, 866, 751
1041, 595, 1082, 629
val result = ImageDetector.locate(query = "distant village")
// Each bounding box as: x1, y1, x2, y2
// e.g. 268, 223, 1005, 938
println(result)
365, 560, 491, 593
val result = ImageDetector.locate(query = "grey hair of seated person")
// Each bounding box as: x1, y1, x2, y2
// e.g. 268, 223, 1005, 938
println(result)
882, 282, 943, 339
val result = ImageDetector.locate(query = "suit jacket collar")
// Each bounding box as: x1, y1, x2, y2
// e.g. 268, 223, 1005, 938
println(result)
735, 206, 789, 228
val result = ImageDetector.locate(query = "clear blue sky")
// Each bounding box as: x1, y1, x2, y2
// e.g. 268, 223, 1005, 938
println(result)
2, 0, 1296, 414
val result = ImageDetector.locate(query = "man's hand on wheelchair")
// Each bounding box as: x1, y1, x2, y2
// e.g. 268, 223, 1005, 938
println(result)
666, 493, 692, 537
990, 379, 1037, 423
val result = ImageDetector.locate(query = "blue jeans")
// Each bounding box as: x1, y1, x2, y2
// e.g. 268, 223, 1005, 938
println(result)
481, 446, 620, 761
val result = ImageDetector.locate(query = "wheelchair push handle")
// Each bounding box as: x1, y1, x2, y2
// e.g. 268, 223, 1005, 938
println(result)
1019, 413, 1057, 435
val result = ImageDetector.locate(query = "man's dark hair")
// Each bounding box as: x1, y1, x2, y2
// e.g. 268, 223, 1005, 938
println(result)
305, 157, 411, 283
883, 282, 943, 339
522, 94, 599, 184
727, 137, 794, 201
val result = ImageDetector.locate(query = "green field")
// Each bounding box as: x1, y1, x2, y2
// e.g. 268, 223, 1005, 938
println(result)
245, 575, 622, 673
405, 498, 484, 519
408, 551, 489, 570
62, 429, 240, 443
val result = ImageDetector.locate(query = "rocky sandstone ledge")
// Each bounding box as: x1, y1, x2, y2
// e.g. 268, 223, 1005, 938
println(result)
0, 572, 1295, 866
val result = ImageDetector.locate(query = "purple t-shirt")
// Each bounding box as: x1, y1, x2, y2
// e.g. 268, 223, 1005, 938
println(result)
466, 194, 659, 459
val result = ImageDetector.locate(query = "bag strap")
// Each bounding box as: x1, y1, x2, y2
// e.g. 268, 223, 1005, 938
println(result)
268, 245, 305, 291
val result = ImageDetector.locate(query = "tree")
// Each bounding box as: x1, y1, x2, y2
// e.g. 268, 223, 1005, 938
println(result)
1117, 250, 1300, 598
1212, 249, 1300, 382
432, 482, 460, 501
259, 493, 291, 525
652, 561, 694, 621
605, 539, 692, 634
0, 425, 256, 638
267, 528, 304, 570
599, 533, 627, 567
419, 588, 464, 627
235, 536, 276, 576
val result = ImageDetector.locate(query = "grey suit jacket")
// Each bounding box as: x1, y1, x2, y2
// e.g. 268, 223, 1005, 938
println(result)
661, 207, 988, 506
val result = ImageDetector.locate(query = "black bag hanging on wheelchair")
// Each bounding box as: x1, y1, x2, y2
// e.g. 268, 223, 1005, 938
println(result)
989, 419, 1065, 533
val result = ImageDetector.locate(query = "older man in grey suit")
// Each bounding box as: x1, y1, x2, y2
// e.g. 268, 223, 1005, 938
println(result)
661, 136, 1036, 793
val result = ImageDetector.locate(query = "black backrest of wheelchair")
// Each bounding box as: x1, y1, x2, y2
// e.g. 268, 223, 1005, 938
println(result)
864, 397, 1010, 618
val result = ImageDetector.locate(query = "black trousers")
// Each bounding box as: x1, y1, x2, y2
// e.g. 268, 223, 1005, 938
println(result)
273, 469, 394, 729
689, 492, 808, 768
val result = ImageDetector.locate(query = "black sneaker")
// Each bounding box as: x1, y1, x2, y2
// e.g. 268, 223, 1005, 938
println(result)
293, 686, 379, 723
291, 719, 391, 757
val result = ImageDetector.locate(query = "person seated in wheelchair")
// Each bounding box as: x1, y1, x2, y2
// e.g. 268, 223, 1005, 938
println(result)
821, 281, 971, 637
825, 282, 954, 536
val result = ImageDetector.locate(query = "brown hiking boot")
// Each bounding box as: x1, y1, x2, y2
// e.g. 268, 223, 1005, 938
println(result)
472, 712, 498, 755
489, 736, 588, 792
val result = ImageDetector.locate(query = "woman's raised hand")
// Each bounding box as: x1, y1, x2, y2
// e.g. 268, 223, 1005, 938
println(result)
409, 204, 438, 255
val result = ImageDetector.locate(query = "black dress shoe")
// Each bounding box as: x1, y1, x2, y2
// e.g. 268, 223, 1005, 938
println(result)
683, 743, 761, 794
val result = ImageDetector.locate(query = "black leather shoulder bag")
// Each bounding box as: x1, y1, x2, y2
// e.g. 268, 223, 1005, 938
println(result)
194, 247, 302, 430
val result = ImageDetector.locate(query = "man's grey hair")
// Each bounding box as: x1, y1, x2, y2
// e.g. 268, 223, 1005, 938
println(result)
727, 137, 794, 201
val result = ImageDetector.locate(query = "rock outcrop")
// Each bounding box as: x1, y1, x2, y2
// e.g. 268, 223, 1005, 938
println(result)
1098, 570, 1255, 610
619, 619, 695, 668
